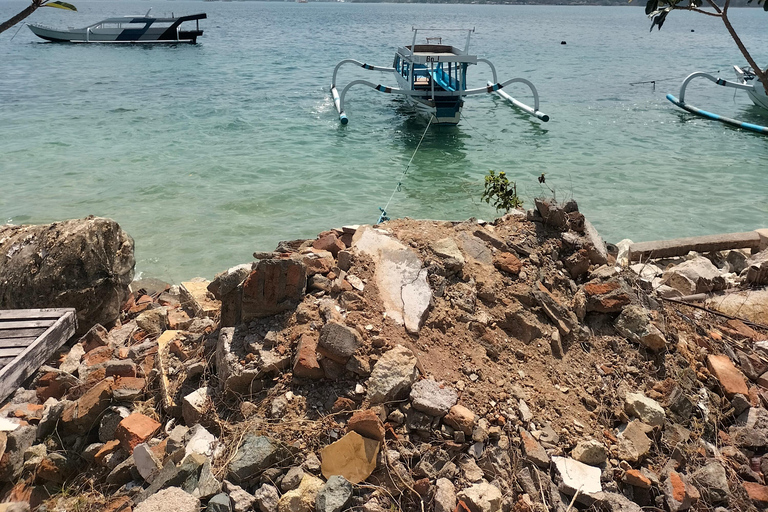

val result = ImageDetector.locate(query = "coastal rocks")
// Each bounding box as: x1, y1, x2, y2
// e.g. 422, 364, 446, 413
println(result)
0, 217, 135, 332
315, 475, 352, 512
320, 432, 379, 484
571, 439, 607, 466
366, 345, 419, 404
409, 379, 458, 417
624, 392, 666, 427
228, 435, 288, 484
551, 456, 602, 496
661, 256, 726, 295
614, 306, 667, 351
352, 226, 431, 334
241, 258, 307, 323
456, 482, 502, 512
134, 487, 200, 512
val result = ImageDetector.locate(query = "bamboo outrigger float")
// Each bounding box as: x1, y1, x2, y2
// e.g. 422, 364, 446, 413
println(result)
330, 28, 549, 126
666, 66, 768, 135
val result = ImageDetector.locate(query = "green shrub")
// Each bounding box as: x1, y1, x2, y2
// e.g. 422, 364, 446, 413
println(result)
481, 170, 522, 212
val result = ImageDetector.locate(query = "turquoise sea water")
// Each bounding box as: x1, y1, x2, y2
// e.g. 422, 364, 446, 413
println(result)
1, 1, 767, 282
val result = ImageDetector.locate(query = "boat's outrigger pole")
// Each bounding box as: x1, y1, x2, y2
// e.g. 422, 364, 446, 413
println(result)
476, 58, 548, 122
331, 59, 395, 124
666, 71, 768, 135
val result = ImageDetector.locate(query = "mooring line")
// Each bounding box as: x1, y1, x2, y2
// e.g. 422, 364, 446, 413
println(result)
376, 115, 434, 224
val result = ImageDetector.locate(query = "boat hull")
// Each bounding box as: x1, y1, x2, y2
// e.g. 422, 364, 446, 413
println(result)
28, 24, 203, 43
406, 96, 463, 125
746, 82, 768, 111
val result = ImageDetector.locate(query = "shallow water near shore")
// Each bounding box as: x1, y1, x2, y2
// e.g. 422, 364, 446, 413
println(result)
2, 1, 767, 282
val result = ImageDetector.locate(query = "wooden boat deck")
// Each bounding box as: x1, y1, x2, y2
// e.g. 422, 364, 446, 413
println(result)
0, 309, 77, 403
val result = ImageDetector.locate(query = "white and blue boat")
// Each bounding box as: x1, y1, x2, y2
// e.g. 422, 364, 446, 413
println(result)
666, 66, 768, 135
28, 9, 206, 44
330, 28, 549, 126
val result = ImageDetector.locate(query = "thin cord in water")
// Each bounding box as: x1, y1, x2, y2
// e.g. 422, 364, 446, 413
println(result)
377, 115, 434, 224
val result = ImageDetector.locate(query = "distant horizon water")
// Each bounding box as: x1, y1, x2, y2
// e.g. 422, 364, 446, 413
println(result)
2, 1, 767, 283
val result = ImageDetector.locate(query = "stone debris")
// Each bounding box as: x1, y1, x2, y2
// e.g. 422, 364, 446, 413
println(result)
5, 205, 768, 512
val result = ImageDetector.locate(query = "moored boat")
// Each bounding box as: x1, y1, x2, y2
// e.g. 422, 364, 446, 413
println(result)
330, 28, 549, 126
28, 10, 207, 44
666, 66, 768, 135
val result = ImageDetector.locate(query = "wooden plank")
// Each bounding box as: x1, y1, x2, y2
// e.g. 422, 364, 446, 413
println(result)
0, 337, 38, 348
0, 348, 25, 358
0, 328, 47, 339
0, 357, 17, 370
629, 231, 760, 262
0, 311, 76, 404
0, 320, 56, 330
0, 309, 74, 320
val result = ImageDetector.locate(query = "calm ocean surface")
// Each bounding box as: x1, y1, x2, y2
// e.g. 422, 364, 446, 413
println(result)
1, 1, 767, 282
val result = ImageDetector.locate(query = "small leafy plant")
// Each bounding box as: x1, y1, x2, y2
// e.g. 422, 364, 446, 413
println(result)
482, 170, 522, 213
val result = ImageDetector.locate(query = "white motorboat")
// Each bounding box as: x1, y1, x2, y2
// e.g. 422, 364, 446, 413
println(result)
666, 66, 768, 135
330, 28, 549, 126
28, 9, 206, 44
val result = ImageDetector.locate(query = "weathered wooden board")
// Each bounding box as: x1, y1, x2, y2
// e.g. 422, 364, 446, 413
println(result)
0, 309, 77, 404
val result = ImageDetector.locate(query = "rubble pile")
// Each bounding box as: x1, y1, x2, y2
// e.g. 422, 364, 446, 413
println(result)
2, 199, 768, 512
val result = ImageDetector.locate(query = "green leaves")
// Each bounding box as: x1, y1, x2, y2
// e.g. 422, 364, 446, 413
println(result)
43, 1, 77, 11
481, 170, 523, 213
645, 0, 658, 15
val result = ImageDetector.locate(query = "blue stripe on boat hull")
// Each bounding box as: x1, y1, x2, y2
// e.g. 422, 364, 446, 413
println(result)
666, 94, 768, 135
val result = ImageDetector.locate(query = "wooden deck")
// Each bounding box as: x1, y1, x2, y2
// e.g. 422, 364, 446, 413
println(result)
0, 309, 77, 403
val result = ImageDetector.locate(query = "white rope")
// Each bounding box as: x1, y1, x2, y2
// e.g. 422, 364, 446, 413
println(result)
377, 114, 434, 223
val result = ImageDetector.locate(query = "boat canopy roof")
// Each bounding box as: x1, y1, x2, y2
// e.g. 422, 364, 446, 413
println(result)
397, 45, 477, 65
90, 13, 206, 25
398, 28, 478, 65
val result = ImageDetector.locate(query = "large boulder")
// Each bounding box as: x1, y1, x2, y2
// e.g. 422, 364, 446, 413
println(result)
0, 217, 134, 332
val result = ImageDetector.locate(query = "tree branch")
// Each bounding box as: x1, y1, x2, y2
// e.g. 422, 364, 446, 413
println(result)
0, 3, 38, 35
721, 7, 768, 94
703, 0, 722, 14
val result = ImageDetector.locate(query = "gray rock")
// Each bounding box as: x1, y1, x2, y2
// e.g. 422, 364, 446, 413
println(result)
434, 478, 457, 512
588, 492, 642, 512
136, 454, 207, 504
134, 487, 200, 512
431, 238, 465, 265
136, 308, 168, 335
207, 493, 232, 512
254, 483, 280, 512
318, 322, 362, 363
625, 392, 665, 427
691, 461, 729, 504
223, 480, 256, 512
99, 406, 131, 443
617, 421, 653, 463
614, 306, 667, 352
0, 217, 135, 333
366, 345, 419, 404
315, 475, 353, 512
301, 452, 321, 474
105, 455, 136, 486
744, 249, 768, 285
0, 425, 36, 482
731, 407, 768, 447
456, 482, 502, 512
410, 379, 458, 417
583, 219, 608, 265
571, 439, 607, 466
37, 398, 68, 440
281, 466, 305, 492
228, 435, 288, 484
662, 256, 726, 295
208, 264, 252, 300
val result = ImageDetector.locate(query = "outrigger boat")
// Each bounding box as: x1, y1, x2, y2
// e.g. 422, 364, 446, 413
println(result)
28, 9, 206, 44
666, 66, 768, 135
330, 28, 549, 126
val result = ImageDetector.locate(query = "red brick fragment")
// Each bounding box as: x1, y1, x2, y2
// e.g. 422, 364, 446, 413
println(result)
114, 413, 161, 452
